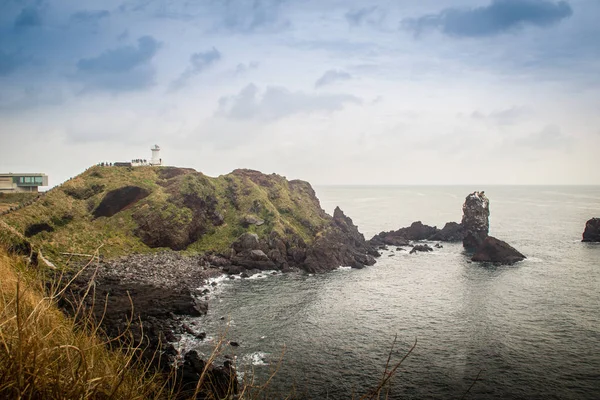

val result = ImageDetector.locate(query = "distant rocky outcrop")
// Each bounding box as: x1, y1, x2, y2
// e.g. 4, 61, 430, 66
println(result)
430, 222, 464, 242
369, 220, 464, 247
460, 191, 526, 264
582, 218, 600, 242
462, 191, 490, 251
471, 236, 526, 264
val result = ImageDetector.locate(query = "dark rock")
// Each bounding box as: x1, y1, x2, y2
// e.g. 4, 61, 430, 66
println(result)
93, 186, 149, 218
267, 249, 287, 269
434, 243, 443, 248
232, 233, 260, 252
462, 191, 490, 251
409, 244, 434, 254
369, 220, 463, 246
302, 207, 377, 273
207, 254, 230, 267
196, 332, 206, 340
229, 341, 239, 347
582, 218, 600, 242
224, 265, 245, 275
394, 221, 438, 241
430, 222, 464, 242
241, 215, 265, 227
471, 236, 526, 264
231, 248, 276, 270
174, 350, 238, 399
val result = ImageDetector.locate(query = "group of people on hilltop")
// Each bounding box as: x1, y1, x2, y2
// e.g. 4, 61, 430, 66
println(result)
97, 159, 149, 167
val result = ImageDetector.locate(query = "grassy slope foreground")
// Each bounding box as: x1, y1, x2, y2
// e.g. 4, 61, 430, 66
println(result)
0, 246, 169, 399
0, 166, 333, 263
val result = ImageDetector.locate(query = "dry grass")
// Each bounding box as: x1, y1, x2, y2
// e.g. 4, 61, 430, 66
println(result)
0, 249, 170, 399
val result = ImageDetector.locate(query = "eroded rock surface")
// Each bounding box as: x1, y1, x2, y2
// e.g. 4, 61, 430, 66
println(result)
462, 191, 490, 251
302, 207, 378, 273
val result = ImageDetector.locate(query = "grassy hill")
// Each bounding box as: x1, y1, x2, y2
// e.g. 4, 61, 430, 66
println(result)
0, 166, 331, 264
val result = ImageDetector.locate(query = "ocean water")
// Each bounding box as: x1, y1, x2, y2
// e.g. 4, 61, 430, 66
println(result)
189, 186, 600, 399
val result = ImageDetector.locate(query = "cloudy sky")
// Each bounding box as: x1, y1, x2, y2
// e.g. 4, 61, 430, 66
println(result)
1, 0, 599, 186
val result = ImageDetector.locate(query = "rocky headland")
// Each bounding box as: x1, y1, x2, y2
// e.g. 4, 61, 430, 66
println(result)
1, 165, 379, 396
582, 218, 600, 242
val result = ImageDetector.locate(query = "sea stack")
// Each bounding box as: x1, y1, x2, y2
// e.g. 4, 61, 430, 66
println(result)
582, 218, 600, 242
461, 191, 526, 264
461, 191, 490, 251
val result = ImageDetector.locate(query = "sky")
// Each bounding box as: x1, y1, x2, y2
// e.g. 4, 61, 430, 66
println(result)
1, 0, 599, 187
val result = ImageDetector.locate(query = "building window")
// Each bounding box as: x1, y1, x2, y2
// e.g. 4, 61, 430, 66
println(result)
35, 176, 43, 183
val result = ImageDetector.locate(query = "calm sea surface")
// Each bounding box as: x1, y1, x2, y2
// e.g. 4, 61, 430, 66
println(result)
189, 186, 600, 399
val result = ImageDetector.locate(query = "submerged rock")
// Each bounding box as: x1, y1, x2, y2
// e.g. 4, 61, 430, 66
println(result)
409, 244, 434, 254
462, 191, 490, 251
582, 218, 600, 242
471, 236, 526, 264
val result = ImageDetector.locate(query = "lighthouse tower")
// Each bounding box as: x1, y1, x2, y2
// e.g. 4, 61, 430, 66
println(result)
150, 145, 162, 166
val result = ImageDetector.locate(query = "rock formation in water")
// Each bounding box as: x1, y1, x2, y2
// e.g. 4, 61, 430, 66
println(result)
409, 244, 434, 254
460, 191, 526, 264
471, 236, 526, 264
582, 218, 600, 242
461, 191, 490, 251
430, 222, 465, 241
369, 220, 464, 247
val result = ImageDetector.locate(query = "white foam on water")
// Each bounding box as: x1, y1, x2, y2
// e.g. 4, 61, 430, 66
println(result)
336, 266, 352, 271
247, 270, 278, 280
242, 351, 269, 366
525, 257, 544, 263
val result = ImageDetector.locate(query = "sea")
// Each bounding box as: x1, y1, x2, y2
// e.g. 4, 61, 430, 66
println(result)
187, 186, 600, 399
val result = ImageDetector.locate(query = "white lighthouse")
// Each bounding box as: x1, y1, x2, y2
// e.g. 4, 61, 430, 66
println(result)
150, 145, 162, 166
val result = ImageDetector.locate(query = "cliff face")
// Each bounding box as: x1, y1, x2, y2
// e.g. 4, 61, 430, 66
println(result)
461, 191, 490, 250
0, 166, 376, 272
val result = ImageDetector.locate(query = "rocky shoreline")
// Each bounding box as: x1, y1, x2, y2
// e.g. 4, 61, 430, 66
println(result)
57, 207, 379, 397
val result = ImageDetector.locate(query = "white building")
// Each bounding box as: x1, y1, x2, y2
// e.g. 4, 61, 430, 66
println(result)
0, 173, 48, 193
149, 145, 162, 166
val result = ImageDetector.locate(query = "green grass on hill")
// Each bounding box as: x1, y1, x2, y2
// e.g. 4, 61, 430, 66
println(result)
0, 166, 331, 264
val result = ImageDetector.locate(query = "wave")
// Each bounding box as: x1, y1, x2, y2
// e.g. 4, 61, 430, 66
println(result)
242, 351, 269, 366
